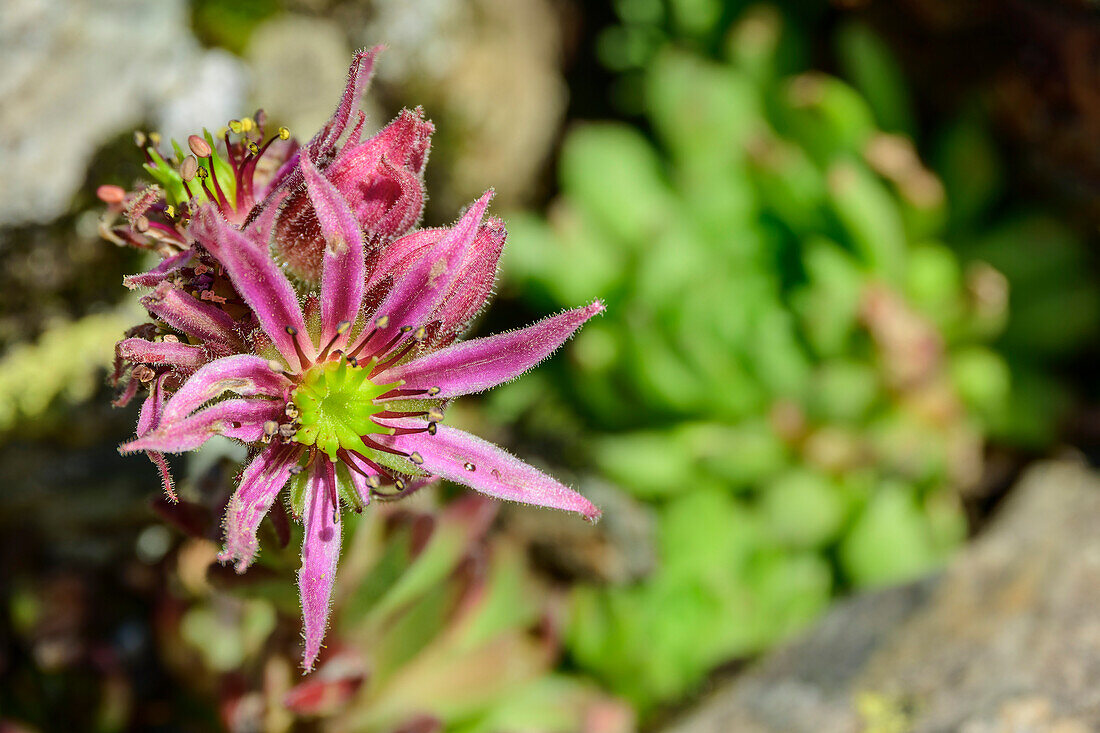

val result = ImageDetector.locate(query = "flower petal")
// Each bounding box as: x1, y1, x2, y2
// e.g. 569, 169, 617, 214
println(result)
350, 191, 493, 355
137, 373, 175, 500
336, 106, 434, 175
308, 47, 382, 161
123, 249, 195, 290
366, 215, 505, 343
380, 425, 600, 522
431, 216, 507, 344
142, 283, 242, 347
299, 460, 342, 671
376, 302, 604, 399
117, 338, 206, 371
301, 152, 365, 350
192, 207, 314, 369
161, 355, 289, 423
120, 398, 281, 454
220, 442, 302, 571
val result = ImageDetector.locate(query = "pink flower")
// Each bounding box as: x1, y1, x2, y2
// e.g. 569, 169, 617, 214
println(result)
111, 50, 603, 671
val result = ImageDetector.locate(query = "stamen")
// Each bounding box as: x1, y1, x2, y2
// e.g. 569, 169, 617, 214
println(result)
239, 133, 282, 204
278, 126, 291, 140
361, 436, 410, 459
317, 320, 352, 362
347, 315, 388, 358
427, 422, 438, 435
409, 452, 424, 465
464, 462, 476, 472
370, 338, 418, 376
426, 406, 444, 422
285, 325, 312, 369
329, 475, 340, 524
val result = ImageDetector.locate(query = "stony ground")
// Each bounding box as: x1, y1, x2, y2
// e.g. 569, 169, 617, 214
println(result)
665, 459, 1100, 733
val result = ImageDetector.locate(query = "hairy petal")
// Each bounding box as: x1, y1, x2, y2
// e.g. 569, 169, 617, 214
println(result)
431, 216, 507, 344
380, 425, 601, 521
137, 373, 175, 500
142, 283, 242, 347
351, 191, 493, 355
120, 398, 281, 454
301, 153, 365, 350
161, 355, 290, 423
299, 460, 342, 671
220, 443, 302, 571
308, 47, 382, 161
376, 302, 604, 398
117, 338, 206, 371
123, 249, 195, 290
192, 207, 313, 369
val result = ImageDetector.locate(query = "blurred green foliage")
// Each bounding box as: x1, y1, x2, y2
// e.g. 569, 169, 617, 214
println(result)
498, 6, 1098, 710
0, 306, 138, 435
156, 497, 628, 732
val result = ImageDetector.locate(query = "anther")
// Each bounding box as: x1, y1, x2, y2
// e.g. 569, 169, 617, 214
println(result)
196, 166, 209, 180
427, 386, 441, 397
427, 422, 438, 435
426, 407, 444, 422
284, 324, 313, 369
413, 326, 427, 342
367, 475, 381, 489
375, 315, 390, 329
394, 478, 406, 490
247, 141, 260, 155
289, 465, 304, 475
410, 452, 424, 465
464, 462, 476, 472
336, 320, 351, 335
279, 424, 297, 440
240, 117, 254, 133
132, 365, 156, 383
134, 215, 150, 233
228, 119, 243, 134
187, 134, 212, 158
285, 402, 300, 420
148, 132, 162, 146
165, 205, 176, 219
133, 131, 147, 147
96, 185, 126, 204
400, 325, 413, 334
180, 155, 198, 181
278, 126, 290, 140
263, 421, 279, 436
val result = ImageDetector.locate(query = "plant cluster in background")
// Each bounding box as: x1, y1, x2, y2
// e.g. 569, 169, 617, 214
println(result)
498, 5, 1098, 710
147, 490, 629, 733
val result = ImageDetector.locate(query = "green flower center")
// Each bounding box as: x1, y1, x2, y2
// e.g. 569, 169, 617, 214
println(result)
291, 359, 395, 461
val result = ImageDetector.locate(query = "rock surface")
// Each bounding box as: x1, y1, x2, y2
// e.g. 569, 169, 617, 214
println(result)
0, 0, 245, 226
665, 459, 1100, 733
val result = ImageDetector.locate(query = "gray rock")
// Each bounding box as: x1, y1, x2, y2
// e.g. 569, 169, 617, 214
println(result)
0, 0, 245, 225
666, 459, 1100, 733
